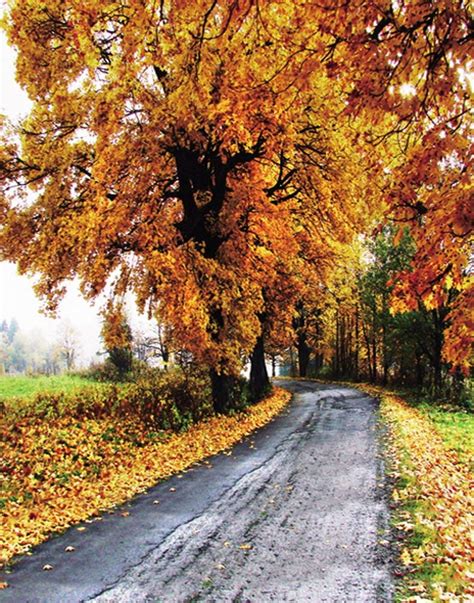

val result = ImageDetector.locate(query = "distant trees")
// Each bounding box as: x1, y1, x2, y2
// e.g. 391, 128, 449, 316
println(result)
56, 322, 80, 371
0, 318, 26, 374
100, 303, 134, 378
133, 323, 171, 368
0, 318, 81, 374
281, 227, 468, 397
0, 0, 471, 407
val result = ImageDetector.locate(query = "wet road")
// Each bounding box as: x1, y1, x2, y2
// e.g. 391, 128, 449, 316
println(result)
0, 381, 393, 602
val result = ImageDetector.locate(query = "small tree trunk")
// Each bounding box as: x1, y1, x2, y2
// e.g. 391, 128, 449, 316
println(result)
289, 347, 297, 376
335, 311, 340, 377
371, 306, 377, 383
297, 332, 311, 378
355, 306, 360, 381
415, 350, 424, 388
210, 370, 238, 414
382, 322, 388, 386
250, 335, 270, 402
432, 310, 444, 395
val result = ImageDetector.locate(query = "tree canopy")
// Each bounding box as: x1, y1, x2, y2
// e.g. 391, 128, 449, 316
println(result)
0, 0, 472, 405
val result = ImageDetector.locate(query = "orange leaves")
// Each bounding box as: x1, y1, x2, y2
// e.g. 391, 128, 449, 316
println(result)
0, 387, 291, 567
365, 386, 474, 599
1, 0, 471, 379
100, 301, 132, 351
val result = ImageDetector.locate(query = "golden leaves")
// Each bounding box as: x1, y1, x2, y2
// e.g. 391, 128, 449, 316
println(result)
0, 387, 291, 567
1, 0, 471, 378
363, 385, 474, 599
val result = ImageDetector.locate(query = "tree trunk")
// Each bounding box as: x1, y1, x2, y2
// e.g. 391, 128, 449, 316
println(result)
354, 306, 360, 381
415, 350, 424, 388
289, 347, 297, 377
371, 306, 377, 383
382, 322, 388, 386
210, 370, 238, 414
250, 335, 270, 402
297, 331, 311, 378
271, 354, 276, 378
432, 310, 443, 395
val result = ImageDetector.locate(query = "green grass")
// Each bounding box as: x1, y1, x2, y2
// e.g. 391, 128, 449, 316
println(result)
419, 404, 474, 469
381, 391, 474, 601
400, 395, 474, 471
0, 374, 92, 402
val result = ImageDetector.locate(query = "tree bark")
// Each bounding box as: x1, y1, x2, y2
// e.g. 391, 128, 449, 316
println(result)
210, 370, 238, 414
432, 309, 444, 395
297, 331, 311, 378
354, 305, 360, 381
371, 305, 377, 383
250, 334, 270, 402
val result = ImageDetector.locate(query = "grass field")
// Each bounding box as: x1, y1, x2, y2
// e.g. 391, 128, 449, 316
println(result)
418, 403, 474, 470
0, 374, 92, 401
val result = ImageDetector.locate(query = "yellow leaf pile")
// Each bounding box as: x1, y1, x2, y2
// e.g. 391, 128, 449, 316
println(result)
0, 387, 291, 566
361, 385, 474, 601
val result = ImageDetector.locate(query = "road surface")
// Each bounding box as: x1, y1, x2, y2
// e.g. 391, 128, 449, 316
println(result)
0, 380, 393, 602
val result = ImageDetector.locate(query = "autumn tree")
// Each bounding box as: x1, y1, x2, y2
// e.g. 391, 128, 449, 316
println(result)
101, 302, 133, 378
57, 321, 79, 371
0, 1, 368, 410
0, 0, 471, 409
132, 322, 172, 367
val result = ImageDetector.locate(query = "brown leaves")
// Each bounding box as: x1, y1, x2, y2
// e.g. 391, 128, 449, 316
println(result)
364, 385, 474, 599
0, 387, 291, 567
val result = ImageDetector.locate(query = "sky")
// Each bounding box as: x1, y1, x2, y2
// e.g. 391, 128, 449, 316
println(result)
0, 26, 103, 364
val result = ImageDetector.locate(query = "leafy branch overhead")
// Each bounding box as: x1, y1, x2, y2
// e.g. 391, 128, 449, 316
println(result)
0, 0, 471, 396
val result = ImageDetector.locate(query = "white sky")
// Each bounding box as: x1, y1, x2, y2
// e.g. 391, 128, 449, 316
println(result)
0, 26, 103, 364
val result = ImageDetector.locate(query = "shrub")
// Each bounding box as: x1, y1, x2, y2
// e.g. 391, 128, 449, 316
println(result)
3, 367, 213, 433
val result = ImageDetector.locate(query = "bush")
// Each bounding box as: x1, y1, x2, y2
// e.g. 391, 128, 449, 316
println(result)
76, 360, 132, 383
114, 366, 213, 430
3, 367, 213, 433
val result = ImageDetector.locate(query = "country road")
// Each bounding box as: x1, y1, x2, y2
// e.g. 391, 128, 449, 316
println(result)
0, 381, 393, 602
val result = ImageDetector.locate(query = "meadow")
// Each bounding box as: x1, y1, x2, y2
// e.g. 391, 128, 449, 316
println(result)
0, 374, 92, 402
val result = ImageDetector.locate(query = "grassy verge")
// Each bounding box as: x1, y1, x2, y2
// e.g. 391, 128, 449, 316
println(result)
0, 386, 291, 568
0, 374, 93, 402
359, 384, 473, 602
402, 398, 473, 471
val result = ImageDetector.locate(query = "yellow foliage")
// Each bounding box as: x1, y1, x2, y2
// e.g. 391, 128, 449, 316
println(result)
0, 387, 291, 566
360, 384, 474, 600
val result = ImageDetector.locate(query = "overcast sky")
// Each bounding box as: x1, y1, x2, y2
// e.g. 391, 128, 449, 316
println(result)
0, 26, 103, 364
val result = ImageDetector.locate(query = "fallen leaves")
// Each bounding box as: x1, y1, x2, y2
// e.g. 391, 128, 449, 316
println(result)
361, 385, 474, 600
0, 387, 291, 566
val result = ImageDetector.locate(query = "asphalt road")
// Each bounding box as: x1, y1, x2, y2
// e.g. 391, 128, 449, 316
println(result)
0, 380, 393, 602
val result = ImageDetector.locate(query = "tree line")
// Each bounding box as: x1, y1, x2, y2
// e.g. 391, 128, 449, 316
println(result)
0, 319, 79, 375
0, 1, 471, 410
280, 227, 469, 401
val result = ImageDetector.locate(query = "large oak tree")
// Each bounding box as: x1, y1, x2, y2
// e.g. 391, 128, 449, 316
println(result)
0, 0, 471, 409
